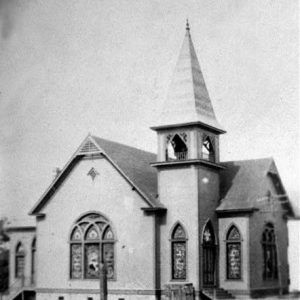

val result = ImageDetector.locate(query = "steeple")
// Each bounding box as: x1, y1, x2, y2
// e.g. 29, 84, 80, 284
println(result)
157, 22, 224, 133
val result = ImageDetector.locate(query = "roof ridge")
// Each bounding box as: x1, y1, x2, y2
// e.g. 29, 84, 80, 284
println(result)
92, 135, 156, 156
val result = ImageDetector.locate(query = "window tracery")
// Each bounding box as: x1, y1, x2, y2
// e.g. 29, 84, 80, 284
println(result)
70, 213, 115, 280
262, 223, 278, 280
171, 223, 187, 280
226, 225, 242, 280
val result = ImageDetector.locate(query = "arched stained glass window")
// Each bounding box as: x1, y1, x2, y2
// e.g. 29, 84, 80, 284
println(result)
102, 226, 115, 279
85, 225, 99, 240
227, 226, 240, 240
226, 225, 242, 280
70, 213, 115, 280
262, 223, 278, 280
171, 223, 187, 280
15, 242, 25, 279
71, 227, 82, 241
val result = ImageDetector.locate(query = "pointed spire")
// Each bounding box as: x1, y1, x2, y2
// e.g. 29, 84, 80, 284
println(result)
158, 22, 224, 133
186, 19, 190, 32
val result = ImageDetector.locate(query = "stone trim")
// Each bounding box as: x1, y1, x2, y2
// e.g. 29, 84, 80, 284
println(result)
36, 288, 159, 295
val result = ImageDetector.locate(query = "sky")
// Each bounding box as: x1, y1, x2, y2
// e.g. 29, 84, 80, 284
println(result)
0, 0, 298, 220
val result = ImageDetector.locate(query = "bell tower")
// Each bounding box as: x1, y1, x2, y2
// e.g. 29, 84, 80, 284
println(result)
152, 22, 226, 294
151, 21, 225, 166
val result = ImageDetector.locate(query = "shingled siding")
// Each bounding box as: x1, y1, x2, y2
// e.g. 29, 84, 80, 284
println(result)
249, 208, 289, 295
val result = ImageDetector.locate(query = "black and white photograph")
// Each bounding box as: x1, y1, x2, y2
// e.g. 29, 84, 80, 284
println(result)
0, 1, 299, 300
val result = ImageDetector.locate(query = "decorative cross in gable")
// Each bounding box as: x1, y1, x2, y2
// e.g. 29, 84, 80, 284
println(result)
87, 167, 99, 181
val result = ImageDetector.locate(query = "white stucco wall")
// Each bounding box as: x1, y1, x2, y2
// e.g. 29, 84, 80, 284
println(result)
35, 156, 155, 297
288, 220, 300, 291
158, 166, 199, 289
218, 217, 249, 291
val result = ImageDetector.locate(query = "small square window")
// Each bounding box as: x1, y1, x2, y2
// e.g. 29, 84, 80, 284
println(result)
58, 297, 64, 300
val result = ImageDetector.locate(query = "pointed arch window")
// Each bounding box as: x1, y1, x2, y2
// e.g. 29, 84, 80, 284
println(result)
31, 238, 36, 284
202, 222, 216, 285
202, 136, 215, 162
226, 225, 242, 280
15, 242, 25, 279
171, 223, 187, 280
70, 213, 115, 280
166, 133, 188, 161
262, 223, 278, 280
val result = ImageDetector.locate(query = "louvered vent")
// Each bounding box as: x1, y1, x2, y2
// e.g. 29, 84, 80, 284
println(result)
79, 140, 100, 154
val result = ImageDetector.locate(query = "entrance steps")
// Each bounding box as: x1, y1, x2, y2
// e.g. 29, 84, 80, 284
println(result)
201, 288, 235, 299
6, 289, 36, 300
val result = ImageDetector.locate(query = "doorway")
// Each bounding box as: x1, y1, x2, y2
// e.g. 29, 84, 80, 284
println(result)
202, 222, 216, 286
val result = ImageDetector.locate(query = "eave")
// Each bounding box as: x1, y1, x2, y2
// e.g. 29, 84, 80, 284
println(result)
141, 207, 167, 215
287, 216, 300, 220
151, 159, 226, 170
150, 121, 226, 135
216, 208, 258, 217
6, 226, 36, 232
29, 134, 158, 216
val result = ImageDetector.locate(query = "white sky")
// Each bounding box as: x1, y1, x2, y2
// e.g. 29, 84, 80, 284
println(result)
0, 0, 298, 219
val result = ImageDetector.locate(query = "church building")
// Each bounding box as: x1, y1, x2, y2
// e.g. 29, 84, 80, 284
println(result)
4, 23, 294, 300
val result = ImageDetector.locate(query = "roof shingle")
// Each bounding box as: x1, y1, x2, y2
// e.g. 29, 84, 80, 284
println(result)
30, 136, 293, 216
92, 136, 160, 207
218, 157, 280, 211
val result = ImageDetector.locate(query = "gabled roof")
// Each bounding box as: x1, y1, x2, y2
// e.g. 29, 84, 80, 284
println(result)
217, 158, 294, 216
29, 135, 162, 215
92, 136, 159, 206
157, 22, 224, 133
29, 135, 293, 217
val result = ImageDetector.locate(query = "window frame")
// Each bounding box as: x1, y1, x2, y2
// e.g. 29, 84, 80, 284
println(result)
15, 242, 25, 279
262, 223, 278, 280
201, 135, 215, 162
165, 133, 188, 161
170, 222, 188, 281
225, 225, 242, 280
69, 213, 116, 281
31, 238, 36, 284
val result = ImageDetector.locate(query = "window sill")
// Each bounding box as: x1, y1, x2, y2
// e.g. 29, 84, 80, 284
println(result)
224, 278, 243, 282
69, 278, 116, 281
170, 279, 187, 282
